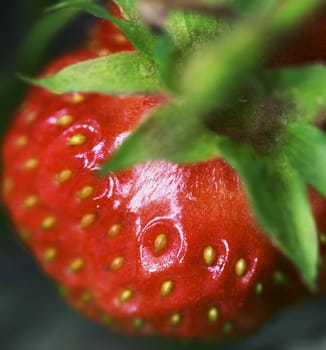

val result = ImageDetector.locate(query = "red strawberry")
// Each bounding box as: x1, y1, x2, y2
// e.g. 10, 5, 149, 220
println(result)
3, 58, 326, 341
88, 3, 134, 55
2, 2, 326, 342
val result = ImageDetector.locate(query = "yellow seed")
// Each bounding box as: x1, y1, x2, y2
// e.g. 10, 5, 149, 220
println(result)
321, 233, 326, 245
20, 229, 30, 240
44, 247, 57, 262
207, 307, 219, 323
254, 282, 264, 296
68, 133, 86, 146
57, 285, 69, 297
203, 246, 216, 266
80, 213, 96, 229
223, 321, 233, 334
235, 258, 247, 277
98, 49, 111, 57
108, 224, 122, 237
71, 93, 84, 104
41, 216, 56, 230
56, 169, 73, 183
3, 178, 14, 192
69, 258, 84, 272
154, 233, 168, 253
118, 289, 133, 303
110, 256, 125, 271
16, 135, 28, 147
23, 195, 38, 208
273, 269, 287, 286
160, 280, 174, 297
115, 33, 127, 43
25, 112, 36, 124
87, 40, 96, 50
82, 291, 93, 303
56, 114, 74, 127
133, 318, 144, 330
103, 315, 113, 326
170, 312, 182, 326
77, 186, 94, 200
24, 158, 39, 170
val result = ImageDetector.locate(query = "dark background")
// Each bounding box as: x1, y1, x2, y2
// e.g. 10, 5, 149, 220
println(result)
1, 1, 326, 350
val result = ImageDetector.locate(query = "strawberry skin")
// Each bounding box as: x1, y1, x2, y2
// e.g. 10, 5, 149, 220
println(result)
88, 3, 134, 54
3, 49, 326, 340
2, 4, 326, 342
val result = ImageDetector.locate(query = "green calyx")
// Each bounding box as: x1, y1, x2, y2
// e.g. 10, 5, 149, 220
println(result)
22, 52, 165, 95
26, 0, 326, 288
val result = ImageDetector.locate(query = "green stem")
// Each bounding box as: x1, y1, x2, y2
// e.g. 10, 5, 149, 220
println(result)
269, 0, 324, 35
181, 0, 324, 115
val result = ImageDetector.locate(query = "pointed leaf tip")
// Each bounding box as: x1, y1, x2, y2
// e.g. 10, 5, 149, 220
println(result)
101, 103, 220, 174
27, 53, 165, 95
285, 123, 326, 197
218, 138, 319, 287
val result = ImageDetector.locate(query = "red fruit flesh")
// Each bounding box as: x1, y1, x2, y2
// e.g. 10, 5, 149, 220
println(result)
2, 4, 326, 341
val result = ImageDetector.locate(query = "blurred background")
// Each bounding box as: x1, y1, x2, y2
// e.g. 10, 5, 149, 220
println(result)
1, 1, 326, 350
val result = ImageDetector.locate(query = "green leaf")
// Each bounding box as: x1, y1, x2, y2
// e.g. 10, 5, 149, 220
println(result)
152, 11, 228, 90
113, 0, 138, 20
184, 12, 230, 43
101, 103, 219, 173
226, 0, 277, 14
49, 0, 156, 57
181, 24, 263, 113
153, 34, 175, 88
181, 0, 324, 115
166, 11, 192, 51
269, 0, 324, 36
284, 123, 326, 197
218, 138, 318, 287
166, 10, 227, 52
266, 65, 326, 123
26, 52, 164, 95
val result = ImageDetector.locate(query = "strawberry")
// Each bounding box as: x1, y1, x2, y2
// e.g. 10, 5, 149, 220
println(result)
88, 2, 135, 54
4, 68, 326, 338
2, 0, 326, 343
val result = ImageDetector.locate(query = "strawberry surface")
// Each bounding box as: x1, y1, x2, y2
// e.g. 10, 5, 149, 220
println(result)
2, 3, 326, 342
88, 3, 134, 54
